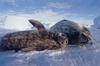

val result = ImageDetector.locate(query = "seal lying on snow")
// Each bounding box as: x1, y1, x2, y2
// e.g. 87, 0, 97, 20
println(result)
0, 19, 68, 52
50, 20, 92, 45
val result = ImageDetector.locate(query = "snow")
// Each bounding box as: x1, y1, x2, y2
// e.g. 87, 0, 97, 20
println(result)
1, 16, 32, 31
0, 16, 100, 66
92, 16, 100, 29
0, 44, 98, 66
0, 15, 52, 31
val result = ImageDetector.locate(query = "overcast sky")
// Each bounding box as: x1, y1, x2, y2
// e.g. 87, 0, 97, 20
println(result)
0, 0, 99, 30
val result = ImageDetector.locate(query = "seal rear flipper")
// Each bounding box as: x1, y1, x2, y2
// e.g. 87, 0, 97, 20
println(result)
28, 19, 46, 32
28, 19, 49, 38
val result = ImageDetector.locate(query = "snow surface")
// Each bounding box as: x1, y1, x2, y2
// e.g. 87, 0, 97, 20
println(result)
0, 16, 51, 31
0, 17, 100, 66
92, 16, 100, 29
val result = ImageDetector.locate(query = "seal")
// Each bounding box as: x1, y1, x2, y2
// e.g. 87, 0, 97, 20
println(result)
0, 19, 68, 52
50, 20, 92, 45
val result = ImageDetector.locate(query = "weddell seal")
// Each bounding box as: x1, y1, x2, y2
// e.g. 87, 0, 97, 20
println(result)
0, 19, 68, 52
50, 20, 92, 46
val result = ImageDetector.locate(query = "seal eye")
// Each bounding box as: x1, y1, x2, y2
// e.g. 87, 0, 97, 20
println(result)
61, 33, 65, 37
58, 33, 66, 37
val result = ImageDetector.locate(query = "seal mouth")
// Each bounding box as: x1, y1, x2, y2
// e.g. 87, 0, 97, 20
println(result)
57, 33, 69, 48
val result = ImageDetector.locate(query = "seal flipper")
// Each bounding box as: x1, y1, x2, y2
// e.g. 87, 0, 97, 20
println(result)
29, 19, 46, 31
20, 47, 35, 52
28, 19, 48, 38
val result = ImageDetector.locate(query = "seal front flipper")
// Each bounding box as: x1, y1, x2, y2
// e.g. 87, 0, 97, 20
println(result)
20, 47, 36, 52
20, 46, 47, 52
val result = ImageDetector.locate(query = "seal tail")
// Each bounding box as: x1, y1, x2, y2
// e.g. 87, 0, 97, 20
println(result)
28, 19, 48, 37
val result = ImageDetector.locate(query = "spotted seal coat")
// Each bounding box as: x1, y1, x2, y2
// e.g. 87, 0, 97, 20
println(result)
0, 19, 68, 52
50, 20, 92, 45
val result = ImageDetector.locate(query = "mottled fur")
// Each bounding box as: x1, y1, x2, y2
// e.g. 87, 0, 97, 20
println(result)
0, 19, 68, 52
50, 20, 92, 45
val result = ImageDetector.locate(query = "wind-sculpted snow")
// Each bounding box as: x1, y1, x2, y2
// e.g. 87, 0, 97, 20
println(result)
93, 16, 100, 29
0, 44, 99, 66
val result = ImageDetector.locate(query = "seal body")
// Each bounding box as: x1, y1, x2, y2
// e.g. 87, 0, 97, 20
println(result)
0, 19, 68, 52
50, 20, 92, 45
